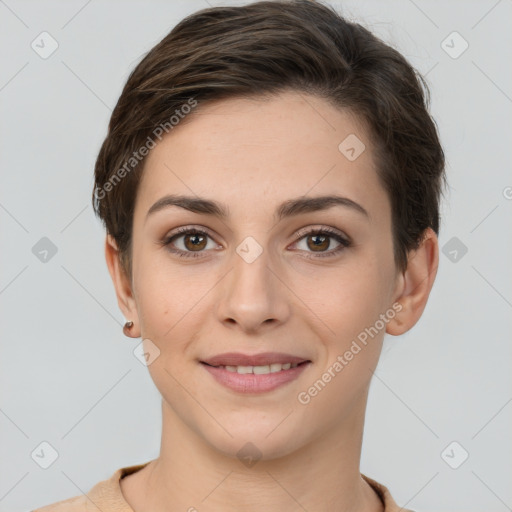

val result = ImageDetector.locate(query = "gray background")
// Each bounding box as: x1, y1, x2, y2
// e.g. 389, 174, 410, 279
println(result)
1, 1, 511, 511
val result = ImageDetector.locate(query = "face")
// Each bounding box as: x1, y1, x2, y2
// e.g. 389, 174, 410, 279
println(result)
120, 91, 405, 460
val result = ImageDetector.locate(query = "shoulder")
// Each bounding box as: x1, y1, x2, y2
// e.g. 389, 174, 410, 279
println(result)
361, 473, 416, 512
31, 461, 152, 512
32, 494, 91, 511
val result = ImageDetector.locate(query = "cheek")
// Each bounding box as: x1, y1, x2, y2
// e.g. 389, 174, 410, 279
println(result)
134, 261, 217, 379
310, 260, 387, 335
301, 279, 385, 419
302, 257, 390, 398
134, 247, 207, 338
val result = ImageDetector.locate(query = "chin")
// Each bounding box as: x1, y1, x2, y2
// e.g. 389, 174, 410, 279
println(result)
198, 418, 307, 464
213, 436, 300, 464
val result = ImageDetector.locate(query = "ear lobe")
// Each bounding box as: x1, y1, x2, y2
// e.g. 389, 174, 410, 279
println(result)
105, 234, 140, 337
386, 228, 439, 336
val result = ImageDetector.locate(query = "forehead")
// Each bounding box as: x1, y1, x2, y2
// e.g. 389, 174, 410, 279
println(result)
135, 91, 389, 224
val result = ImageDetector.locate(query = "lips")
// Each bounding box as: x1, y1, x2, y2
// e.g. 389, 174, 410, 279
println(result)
200, 352, 312, 394
201, 352, 310, 367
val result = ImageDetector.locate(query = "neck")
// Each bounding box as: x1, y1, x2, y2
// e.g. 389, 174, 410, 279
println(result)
121, 393, 383, 512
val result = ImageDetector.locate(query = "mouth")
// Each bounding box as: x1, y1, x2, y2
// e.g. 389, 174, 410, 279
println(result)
200, 360, 310, 374
199, 353, 312, 393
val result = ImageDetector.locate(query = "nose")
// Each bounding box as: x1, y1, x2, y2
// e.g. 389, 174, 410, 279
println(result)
215, 241, 291, 335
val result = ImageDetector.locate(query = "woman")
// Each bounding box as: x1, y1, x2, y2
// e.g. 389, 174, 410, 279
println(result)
34, 0, 445, 510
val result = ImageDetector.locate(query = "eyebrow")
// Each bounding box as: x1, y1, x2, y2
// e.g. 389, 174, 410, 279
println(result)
146, 194, 369, 222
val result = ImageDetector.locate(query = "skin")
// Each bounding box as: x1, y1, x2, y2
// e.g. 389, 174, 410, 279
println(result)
105, 90, 438, 512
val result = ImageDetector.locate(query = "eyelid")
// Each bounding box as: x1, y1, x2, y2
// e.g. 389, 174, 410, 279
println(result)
293, 225, 350, 243
163, 225, 217, 241
162, 225, 221, 248
163, 225, 349, 244
289, 226, 351, 259
161, 224, 351, 259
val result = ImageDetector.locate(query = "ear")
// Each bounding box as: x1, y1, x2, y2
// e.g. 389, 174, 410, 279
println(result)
105, 234, 141, 338
386, 227, 439, 336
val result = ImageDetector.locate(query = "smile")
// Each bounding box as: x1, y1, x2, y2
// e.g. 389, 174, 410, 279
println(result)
204, 362, 301, 374
200, 360, 311, 393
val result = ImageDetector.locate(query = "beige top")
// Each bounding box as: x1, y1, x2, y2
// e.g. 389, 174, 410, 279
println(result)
33, 461, 414, 511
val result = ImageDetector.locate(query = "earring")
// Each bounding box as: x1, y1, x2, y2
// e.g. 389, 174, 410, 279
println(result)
123, 320, 134, 337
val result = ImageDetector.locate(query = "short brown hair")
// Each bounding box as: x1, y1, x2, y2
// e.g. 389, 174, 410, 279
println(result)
92, 0, 446, 278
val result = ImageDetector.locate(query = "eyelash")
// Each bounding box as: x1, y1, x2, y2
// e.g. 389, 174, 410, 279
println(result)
161, 226, 351, 260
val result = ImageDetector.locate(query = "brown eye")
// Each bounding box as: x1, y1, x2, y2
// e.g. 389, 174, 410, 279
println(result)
183, 232, 207, 251
306, 233, 331, 252
163, 228, 217, 258
293, 228, 351, 259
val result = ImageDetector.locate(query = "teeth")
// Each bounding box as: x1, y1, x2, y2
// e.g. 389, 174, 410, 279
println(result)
221, 362, 301, 374
253, 365, 270, 374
